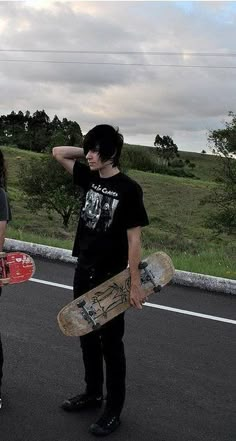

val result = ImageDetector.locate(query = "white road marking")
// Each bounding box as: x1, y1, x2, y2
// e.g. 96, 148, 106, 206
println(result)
30, 278, 236, 325
144, 302, 236, 325
30, 277, 73, 290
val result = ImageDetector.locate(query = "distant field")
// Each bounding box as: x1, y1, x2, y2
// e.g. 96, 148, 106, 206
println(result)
1, 144, 235, 280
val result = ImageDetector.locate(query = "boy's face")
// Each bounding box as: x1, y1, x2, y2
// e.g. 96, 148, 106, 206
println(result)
85, 150, 112, 171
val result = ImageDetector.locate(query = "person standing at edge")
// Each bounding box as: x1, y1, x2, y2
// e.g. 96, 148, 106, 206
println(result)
0, 149, 11, 409
53, 124, 149, 436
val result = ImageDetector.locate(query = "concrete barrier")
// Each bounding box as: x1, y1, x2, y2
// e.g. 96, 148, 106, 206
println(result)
4, 238, 236, 295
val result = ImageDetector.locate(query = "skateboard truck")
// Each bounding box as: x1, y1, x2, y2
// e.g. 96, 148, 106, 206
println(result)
77, 300, 101, 330
138, 261, 161, 293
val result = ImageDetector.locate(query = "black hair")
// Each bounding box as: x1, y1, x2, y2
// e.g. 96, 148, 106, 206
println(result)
0, 149, 6, 188
83, 124, 123, 167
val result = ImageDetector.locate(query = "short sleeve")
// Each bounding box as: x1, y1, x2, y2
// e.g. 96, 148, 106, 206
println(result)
124, 182, 149, 230
73, 161, 92, 191
0, 188, 11, 222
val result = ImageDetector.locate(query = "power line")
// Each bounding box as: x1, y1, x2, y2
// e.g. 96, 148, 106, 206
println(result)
0, 49, 236, 57
0, 59, 236, 68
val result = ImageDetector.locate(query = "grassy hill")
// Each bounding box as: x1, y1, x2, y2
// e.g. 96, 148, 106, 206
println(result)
178, 150, 221, 182
1, 145, 235, 279
123, 143, 221, 182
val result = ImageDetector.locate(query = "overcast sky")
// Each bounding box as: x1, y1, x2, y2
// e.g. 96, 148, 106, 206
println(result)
0, 1, 236, 152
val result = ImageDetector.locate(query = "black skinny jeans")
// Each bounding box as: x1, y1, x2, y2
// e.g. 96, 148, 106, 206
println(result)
0, 335, 3, 391
0, 288, 3, 391
73, 261, 126, 416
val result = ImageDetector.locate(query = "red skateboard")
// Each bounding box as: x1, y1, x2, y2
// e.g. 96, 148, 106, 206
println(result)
0, 252, 35, 286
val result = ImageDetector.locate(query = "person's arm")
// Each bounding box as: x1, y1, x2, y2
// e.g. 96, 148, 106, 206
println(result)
0, 220, 7, 252
127, 226, 147, 310
52, 146, 85, 175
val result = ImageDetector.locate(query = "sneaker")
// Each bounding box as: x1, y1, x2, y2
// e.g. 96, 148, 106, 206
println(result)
61, 392, 103, 411
89, 410, 121, 436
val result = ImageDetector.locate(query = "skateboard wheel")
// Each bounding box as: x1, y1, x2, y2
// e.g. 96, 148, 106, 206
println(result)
154, 285, 161, 293
77, 300, 86, 308
138, 261, 148, 270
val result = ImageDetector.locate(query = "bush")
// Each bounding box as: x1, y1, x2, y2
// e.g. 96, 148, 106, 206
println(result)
121, 145, 196, 178
121, 145, 161, 173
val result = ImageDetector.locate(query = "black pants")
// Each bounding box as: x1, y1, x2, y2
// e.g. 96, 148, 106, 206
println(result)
73, 261, 126, 416
0, 334, 3, 391
0, 288, 3, 391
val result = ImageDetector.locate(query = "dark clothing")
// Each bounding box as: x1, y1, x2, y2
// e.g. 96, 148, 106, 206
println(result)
0, 187, 11, 390
72, 162, 148, 415
72, 162, 149, 266
0, 288, 2, 388
73, 264, 126, 415
0, 188, 11, 222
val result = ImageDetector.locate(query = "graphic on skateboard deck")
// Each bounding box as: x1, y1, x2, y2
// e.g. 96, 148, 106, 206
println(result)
57, 251, 175, 337
0, 252, 35, 286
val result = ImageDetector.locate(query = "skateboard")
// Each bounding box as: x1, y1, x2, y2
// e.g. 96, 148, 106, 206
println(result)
0, 251, 35, 286
57, 251, 175, 337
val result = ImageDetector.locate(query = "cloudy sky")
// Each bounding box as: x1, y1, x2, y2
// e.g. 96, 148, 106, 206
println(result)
0, 1, 236, 152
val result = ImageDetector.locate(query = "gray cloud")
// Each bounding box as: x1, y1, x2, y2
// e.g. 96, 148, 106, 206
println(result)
0, 1, 236, 151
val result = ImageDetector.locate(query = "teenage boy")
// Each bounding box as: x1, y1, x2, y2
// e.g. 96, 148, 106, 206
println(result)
53, 124, 149, 436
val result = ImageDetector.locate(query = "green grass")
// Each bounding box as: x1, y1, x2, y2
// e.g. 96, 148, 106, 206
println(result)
7, 226, 73, 249
178, 151, 221, 182
1, 144, 235, 279
124, 143, 221, 182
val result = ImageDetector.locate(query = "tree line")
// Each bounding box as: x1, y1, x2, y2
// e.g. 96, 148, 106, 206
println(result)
0, 109, 195, 173
0, 110, 82, 152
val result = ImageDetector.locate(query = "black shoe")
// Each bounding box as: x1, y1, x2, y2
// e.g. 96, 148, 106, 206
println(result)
89, 410, 121, 436
61, 392, 103, 411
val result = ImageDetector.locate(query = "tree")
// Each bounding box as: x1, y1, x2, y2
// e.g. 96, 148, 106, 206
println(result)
206, 111, 236, 234
18, 156, 82, 228
0, 110, 83, 152
61, 118, 83, 146
27, 110, 51, 152
45, 116, 83, 152
154, 134, 178, 165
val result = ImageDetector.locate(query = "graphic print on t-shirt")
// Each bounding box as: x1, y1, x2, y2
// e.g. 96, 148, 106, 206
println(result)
81, 186, 119, 232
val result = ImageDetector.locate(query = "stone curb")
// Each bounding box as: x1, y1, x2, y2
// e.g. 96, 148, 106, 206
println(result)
4, 238, 236, 295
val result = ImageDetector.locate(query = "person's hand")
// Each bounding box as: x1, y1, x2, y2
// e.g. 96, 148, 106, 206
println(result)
129, 283, 148, 310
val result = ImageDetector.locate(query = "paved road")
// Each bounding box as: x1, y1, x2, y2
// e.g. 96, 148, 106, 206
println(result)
0, 257, 235, 441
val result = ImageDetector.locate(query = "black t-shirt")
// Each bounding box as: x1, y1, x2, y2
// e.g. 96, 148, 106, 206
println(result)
72, 162, 149, 271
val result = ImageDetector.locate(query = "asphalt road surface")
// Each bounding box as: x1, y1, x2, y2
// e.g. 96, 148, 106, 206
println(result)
0, 257, 235, 441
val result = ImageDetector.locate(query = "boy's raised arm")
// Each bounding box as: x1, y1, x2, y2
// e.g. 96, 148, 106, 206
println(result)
52, 146, 85, 174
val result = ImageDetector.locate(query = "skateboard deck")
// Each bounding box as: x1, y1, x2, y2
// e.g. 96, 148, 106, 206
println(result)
0, 252, 35, 286
57, 251, 175, 337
